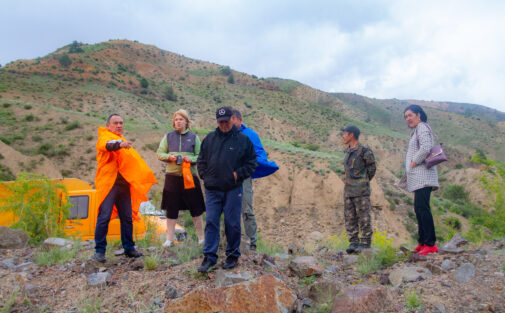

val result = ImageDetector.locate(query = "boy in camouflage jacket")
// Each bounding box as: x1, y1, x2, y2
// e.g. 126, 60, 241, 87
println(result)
341, 126, 376, 254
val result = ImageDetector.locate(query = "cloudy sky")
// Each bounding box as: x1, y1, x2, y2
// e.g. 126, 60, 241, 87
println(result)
1, 0, 505, 112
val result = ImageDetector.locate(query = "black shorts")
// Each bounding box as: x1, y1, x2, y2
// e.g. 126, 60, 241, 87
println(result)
160, 174, 205, 219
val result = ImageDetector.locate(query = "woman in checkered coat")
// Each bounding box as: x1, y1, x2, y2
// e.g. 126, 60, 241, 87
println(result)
403, 105, 439, 256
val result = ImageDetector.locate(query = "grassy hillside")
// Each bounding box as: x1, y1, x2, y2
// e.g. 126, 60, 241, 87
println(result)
2, 39, 505, 246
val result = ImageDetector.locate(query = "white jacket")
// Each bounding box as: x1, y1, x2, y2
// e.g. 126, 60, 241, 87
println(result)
404, 122, 439, 192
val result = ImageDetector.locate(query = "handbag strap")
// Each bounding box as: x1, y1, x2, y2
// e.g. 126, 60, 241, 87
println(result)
415, 122, 439, 149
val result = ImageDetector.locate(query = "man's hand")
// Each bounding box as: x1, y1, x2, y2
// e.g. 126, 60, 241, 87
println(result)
410, 161, 417, 168
168, 155, 177, 162
120, 141, 132, 149
182, 156, 192, 163
233, 172, 237, 181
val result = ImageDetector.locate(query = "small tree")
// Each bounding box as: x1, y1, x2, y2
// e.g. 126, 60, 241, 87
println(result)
164, 86, 177, 101
58, 53, 72, 67
139, 77, 149, 88
69, 41, 84, 53
227, 74, 235, 84
220, 66, 232, 76
0, 173, 71, 243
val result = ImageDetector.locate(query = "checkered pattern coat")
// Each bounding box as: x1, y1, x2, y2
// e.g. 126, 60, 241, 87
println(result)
405, 122, 439, 192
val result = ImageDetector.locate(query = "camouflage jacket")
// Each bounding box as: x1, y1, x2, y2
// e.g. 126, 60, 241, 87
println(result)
343, 143, 376, 197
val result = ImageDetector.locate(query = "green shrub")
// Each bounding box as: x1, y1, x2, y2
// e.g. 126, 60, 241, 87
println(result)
144, 255, 159, 270
220, 66, 232, 76
227, 74, 235, 84
139, 77, 149, 88
405, 289, 422, 310
64, 121, 81, 131
164, 86, 177, 101
68, 41, 84, 53
23, 104, 32, 110
443, 184, 469, 204
257, 234, 283, 256
0, 164, 16, 181
0, 173, 71, 242
2, 102, 11, 108
23, 114, 37, 121
298, 275, 317, 286
304, 143, 320, 151
58, 53, 72, 67
443, 216, 461, 230
455, 163, 464, 169
34, 245, 81, 266
32, 135, 43, 142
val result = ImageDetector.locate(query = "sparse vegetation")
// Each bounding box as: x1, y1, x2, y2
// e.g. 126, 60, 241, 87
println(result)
144, 254, 160, 270
33, 244, 82, 266
0, 173, 71, 243
256, 234, 283, 256
405, 288, 422, 310
298, 275, 317, 286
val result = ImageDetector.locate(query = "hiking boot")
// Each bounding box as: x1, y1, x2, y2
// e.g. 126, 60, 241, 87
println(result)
93, 252, 106, 263
346, 243, 360, 254
125, 249, 143, 258
358, 243, 371, 251
419, 244, 438, 256
249, 244, 257, 251
198, 257, 216, 273
222, 256, 239, 270
414, 244, 425, 252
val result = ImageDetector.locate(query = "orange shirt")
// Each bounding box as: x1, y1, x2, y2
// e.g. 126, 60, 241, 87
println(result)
95, 127, 157, 221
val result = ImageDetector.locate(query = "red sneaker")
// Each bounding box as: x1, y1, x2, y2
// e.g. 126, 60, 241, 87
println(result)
414, 244, 424, 252
419, 244, 438, 256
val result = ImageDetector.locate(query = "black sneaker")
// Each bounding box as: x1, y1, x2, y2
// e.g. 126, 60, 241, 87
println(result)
249, 244, 257, 251
93, 252, 106, 263
346, 243, 360, 254
125, 249, 143, 258
197, 257, 216, 273
222, 256, 239, 270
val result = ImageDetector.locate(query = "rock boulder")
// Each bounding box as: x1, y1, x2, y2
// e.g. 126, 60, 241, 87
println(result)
163, 275, 296, 313
0, 226, 30, 249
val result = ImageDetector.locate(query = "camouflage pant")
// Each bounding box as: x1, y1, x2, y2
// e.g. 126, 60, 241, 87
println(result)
241, 177, 257, 247
344, 195, 372, 245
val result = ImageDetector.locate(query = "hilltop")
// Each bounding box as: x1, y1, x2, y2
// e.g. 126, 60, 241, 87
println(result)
1, 39, 504, 246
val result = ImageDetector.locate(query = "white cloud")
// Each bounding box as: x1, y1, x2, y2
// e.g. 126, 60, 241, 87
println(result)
1, 0, 504, 111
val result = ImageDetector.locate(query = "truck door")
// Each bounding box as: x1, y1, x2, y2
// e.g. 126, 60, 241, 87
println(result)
65, 190, 94, 239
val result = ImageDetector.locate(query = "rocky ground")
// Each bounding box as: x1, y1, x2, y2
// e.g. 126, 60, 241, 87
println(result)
1, 232, 504, 313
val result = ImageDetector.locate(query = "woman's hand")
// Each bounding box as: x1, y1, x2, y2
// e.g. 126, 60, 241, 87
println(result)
182, 156, 192, 163
410, 161, 417, 168
168, 155, 177, 162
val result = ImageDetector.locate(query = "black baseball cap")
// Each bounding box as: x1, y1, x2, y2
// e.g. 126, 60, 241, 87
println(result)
216, 106, 233, 122
340, 125, 360, 139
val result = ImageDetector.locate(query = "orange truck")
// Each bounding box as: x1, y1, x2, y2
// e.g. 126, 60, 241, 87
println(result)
0, 178, 185, 242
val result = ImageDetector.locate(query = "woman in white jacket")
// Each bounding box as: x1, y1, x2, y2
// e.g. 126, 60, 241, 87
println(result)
403, 105, 439, 256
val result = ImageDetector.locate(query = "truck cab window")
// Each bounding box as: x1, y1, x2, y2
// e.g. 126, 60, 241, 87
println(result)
68, 195, 89, 219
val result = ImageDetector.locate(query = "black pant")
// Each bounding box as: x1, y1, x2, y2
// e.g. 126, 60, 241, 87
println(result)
414, 187, 436, 246
94, 182, 134, 253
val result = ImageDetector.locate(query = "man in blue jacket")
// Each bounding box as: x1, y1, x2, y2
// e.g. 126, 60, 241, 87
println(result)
231, 109, 279, 251
196, 106, 257, 272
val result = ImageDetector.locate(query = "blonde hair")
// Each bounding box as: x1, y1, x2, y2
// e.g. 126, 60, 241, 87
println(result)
172, 109, 191, 130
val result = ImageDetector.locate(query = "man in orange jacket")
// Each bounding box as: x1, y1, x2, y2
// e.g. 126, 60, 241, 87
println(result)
93, 114, 157, 263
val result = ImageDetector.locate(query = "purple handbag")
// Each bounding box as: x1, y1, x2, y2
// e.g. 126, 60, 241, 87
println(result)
416, 123, 447, 169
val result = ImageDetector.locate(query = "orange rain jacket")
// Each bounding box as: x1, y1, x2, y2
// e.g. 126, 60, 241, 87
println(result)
95, 127, 157, 221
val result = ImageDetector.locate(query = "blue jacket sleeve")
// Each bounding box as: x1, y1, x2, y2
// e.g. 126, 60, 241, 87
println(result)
241, 126, 279, 179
